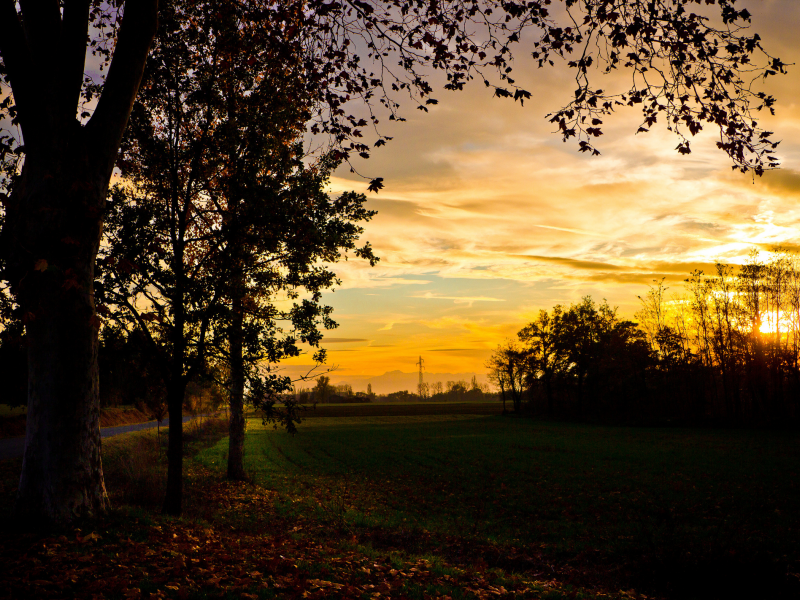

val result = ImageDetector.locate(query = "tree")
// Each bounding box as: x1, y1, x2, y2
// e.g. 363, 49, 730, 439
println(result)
518, 307, 566, 416
486, 341, 525, 413
314, 376, 332, 404
520, 298, 651, 418
335, 384, 354, 397
0, 1, 158, 523
100, 0, 376, 512
0, 0, 784, 523
97, 325, 166, 409
417, 381, 430, 400
679, 252, 800, 423
557, 297, 601, 414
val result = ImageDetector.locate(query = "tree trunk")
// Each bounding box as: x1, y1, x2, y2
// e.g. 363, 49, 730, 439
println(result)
163, 248, 187, 516
9, 144, 109, 524
511, 379, 521, 414
163, 376, 186, 516
0, 0, 158, 526
545, 373, 554, 417
227, 275, 247, 481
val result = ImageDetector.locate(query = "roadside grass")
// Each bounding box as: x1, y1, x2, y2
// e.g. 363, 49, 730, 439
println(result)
195, 414, 800, 598
0, 404, 26, 417
103, 415, 229, 508
0, 414, 229, 517
98, 405, 153, 427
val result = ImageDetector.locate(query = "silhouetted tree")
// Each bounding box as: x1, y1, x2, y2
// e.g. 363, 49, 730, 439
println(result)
519, 307, 566, 416
314, 376, 332, 404
507, 250, 800, 426
487, 341, 526, 413
100, 0, 376, 513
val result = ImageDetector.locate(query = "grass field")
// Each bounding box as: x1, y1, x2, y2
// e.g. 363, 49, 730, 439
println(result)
2, 405, 800, 599
195, 411, 800, 598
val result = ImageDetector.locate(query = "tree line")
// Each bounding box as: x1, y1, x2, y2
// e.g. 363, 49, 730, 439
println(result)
488, 250, 800, 426
289, 375, 493, 404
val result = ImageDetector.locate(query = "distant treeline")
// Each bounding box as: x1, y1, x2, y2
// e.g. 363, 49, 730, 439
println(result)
294, 375, 495, 404
294, 377, 372, 404
488, 250, 800, 426
381, 377, 493, 403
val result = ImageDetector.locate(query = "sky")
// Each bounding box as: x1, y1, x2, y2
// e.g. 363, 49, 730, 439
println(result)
3, 3, 796, 395
278, 0, 800, 391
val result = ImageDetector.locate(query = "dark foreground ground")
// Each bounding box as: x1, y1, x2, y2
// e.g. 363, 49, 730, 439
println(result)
1, 405, 798, 600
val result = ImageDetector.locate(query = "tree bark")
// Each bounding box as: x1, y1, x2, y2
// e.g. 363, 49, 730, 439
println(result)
163, 225, 187, 516
0, 0, 158, 525
11, 143, 109, 523
227, 281, 247, 481
163, 375, 186, 516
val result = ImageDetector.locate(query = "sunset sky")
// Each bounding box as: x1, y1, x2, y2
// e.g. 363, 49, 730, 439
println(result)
281, 0, 800, 390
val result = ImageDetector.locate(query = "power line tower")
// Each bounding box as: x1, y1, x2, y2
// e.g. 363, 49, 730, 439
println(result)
416, 356, 425, 388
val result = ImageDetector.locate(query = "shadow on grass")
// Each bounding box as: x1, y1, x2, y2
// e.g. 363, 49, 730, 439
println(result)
2, 414, 800, 600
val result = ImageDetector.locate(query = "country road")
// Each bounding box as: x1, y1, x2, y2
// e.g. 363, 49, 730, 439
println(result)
0, 415, 197, 461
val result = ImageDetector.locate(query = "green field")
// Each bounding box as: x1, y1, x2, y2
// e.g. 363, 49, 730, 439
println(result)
196, 412, 800, 598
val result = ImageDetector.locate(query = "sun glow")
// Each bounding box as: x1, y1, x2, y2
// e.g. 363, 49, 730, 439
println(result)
759, 311, 800, 335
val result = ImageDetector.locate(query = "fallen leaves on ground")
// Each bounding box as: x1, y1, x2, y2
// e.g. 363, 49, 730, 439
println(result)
0, 467, 637, 600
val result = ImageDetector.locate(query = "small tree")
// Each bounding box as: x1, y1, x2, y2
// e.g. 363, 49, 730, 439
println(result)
487, 342, 526, 414
417, 381, 430, 400
314, 376, 332, 404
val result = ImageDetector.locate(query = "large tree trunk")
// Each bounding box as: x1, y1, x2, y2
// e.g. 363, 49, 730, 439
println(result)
0, 0, 158, 525
227, 284, 247, 481
11, 145, 108, 524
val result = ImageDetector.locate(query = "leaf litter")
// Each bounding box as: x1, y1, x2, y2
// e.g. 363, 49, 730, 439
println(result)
0, 465, 640, 600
